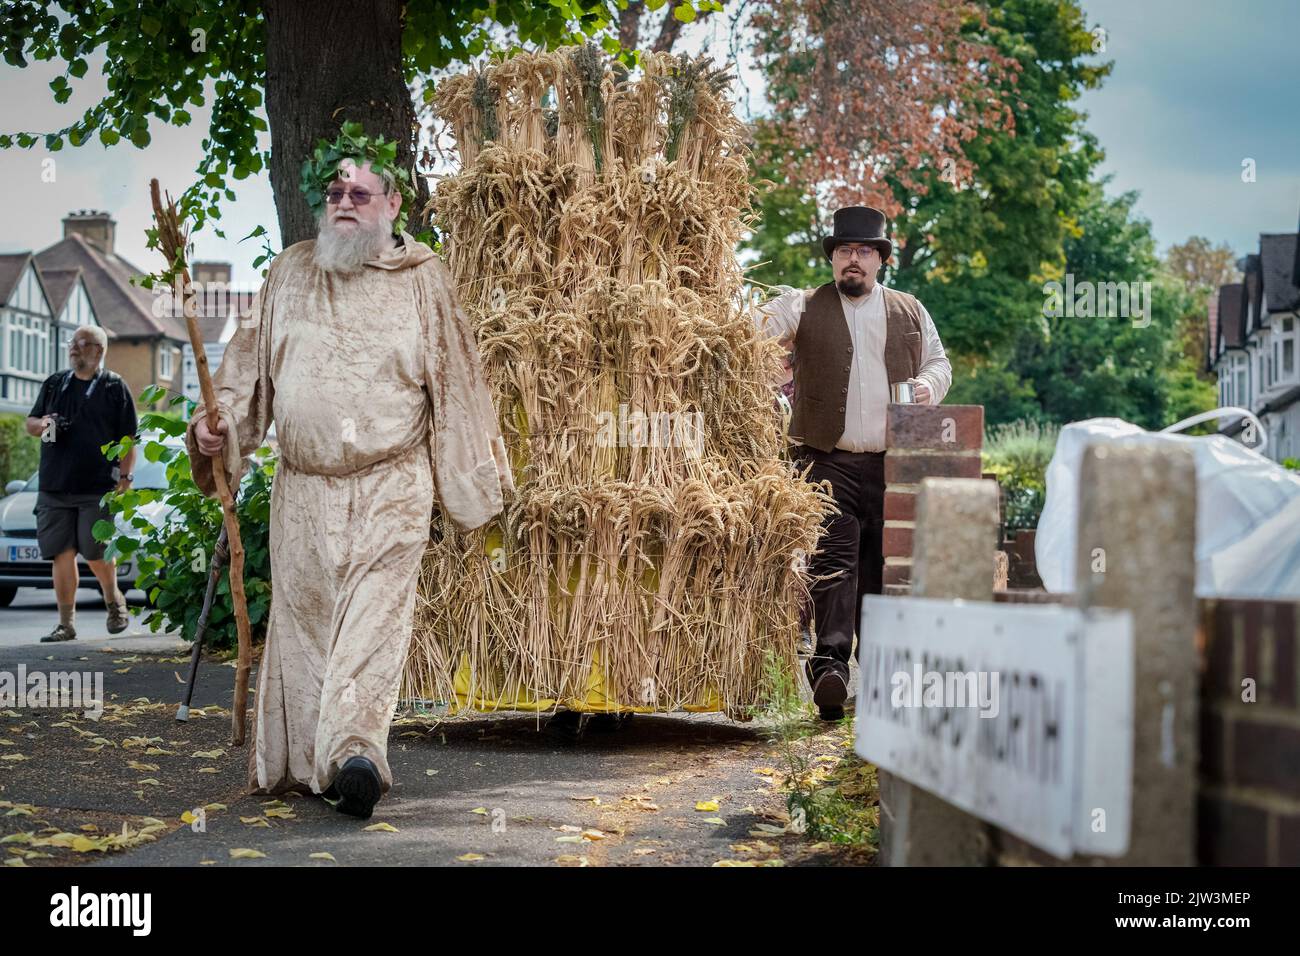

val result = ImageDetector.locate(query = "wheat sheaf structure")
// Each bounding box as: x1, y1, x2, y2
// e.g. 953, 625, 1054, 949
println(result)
401, 46, 831, 719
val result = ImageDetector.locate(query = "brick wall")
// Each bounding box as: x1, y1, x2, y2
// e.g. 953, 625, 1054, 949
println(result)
1199, 598, 1300, 865
882, 404, 983, 589
110, 339, 182, 410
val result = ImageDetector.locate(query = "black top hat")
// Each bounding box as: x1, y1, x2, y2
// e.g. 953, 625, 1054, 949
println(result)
822, 206, 893, 262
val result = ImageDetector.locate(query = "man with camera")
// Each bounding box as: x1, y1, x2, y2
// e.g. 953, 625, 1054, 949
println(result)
24, 325, 138, 642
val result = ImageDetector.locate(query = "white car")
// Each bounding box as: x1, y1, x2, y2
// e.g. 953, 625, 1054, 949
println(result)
0, 436, 184, 607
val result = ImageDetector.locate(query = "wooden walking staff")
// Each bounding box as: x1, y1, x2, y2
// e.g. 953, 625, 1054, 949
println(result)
149, 179, 253, 746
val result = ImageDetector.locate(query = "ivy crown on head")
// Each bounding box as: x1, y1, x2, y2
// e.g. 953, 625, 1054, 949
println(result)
299, 121, 415, 234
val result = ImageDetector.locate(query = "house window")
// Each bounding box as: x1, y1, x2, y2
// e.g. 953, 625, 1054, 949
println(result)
158, 345, 174, 380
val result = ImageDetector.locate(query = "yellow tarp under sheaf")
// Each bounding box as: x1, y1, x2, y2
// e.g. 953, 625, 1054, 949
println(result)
446, 648, 724, 714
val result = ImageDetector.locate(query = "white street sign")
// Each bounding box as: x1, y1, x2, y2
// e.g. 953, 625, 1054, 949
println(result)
855, 596, 1133, 859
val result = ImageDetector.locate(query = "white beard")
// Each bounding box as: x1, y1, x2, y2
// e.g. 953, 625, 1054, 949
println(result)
313, 208, 396, 275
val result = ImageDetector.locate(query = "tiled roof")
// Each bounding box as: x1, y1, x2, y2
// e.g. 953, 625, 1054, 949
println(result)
1218, 283, 1244, 349
38, 267, 82, 318
1242, 254, 1261, 334
35, 234, 187, 342
1260, 233, 1300, 313
0, 252, 32, 304
1206, 288, 1218, 369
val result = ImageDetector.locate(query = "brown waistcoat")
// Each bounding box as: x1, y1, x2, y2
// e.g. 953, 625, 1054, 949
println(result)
789, 282, 924, 452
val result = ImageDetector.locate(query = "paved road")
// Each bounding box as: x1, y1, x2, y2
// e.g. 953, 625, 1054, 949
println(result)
0, 586, 174, 648
0, 637, 863, 867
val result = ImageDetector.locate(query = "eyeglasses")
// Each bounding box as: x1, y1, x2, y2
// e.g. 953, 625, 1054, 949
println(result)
832, 245, 879, 261
326, 185, 388, 205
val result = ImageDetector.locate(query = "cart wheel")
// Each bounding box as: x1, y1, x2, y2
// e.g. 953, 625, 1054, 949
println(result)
545, 709, 587, 743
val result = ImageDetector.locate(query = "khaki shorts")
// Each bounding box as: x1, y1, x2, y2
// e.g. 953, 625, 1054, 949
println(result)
35, 491, 111, 561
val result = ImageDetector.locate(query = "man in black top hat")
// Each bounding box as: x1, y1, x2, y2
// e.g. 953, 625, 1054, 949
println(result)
24, 325, 137, 642
757, 206, 951, 720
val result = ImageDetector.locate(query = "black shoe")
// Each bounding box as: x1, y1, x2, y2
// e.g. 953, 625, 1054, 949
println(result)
588, 712, 633, 733
545, 709, 587, 742
321, 783, 340, 802
331, 757, 382, 820
811, 669, 849, 722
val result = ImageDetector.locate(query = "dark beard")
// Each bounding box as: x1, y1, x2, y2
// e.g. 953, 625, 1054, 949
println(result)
836, 274, 869, 297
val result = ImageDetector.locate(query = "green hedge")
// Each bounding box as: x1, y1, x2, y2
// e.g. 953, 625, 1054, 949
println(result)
0, 413, 40, 486
96, 387, 274, 653
982, 420, 1060, 532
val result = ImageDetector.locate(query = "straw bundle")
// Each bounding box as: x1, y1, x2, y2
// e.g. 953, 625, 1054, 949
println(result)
404, 46, 831, 719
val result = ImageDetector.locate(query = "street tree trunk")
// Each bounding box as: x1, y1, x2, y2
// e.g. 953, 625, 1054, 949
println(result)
262, 0, 427, 247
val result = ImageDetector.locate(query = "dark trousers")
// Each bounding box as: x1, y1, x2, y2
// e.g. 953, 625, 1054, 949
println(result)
794, 446, 886, 680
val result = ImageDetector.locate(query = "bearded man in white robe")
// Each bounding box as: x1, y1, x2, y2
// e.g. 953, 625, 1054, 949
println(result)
189, 155, 513, 819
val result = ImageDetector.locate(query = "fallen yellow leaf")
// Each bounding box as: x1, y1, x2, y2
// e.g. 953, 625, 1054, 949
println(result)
694, 800, 720, 812
309, 852, 336, 862
229, 848, 267, 860
364, 822, 399, 833
456, 853, 486, 862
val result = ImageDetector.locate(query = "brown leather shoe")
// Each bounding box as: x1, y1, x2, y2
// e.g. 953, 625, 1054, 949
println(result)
106, 599, 129, 634
40, 623, 77, 643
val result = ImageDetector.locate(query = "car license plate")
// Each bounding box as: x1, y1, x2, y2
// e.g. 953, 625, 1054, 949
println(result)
6, 545, 42, 562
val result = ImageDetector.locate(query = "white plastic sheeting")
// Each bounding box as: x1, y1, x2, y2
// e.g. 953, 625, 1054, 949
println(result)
1035, 412, 1300, 599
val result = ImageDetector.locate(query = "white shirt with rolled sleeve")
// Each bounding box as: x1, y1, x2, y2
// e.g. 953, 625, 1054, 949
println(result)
756, 283, 952, 453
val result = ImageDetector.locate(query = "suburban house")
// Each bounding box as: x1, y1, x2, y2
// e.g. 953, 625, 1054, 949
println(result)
181, 260, 257, 404
0, 250, 104, 414
1209, 226, 1300, 463
0, 210, 247, 415
33, 210, 190, 410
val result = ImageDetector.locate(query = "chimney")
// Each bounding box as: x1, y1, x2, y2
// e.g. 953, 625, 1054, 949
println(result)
191, 261, 233, 318
192, 261, 232, 286
62, 209, 116, 255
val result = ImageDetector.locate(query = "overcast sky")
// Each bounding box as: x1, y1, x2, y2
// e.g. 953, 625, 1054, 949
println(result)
0, 0, 1296, 286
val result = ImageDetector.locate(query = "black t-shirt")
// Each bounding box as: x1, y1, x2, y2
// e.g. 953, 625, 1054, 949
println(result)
29, 369, 138, 494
